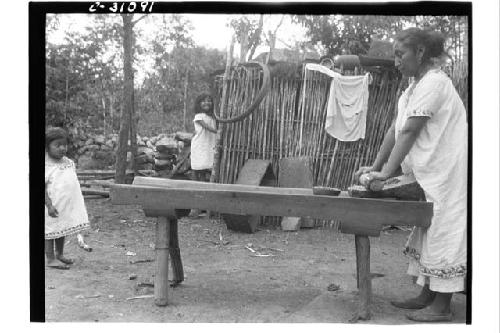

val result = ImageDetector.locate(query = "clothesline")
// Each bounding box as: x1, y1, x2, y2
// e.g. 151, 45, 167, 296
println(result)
304, 63, 373, 84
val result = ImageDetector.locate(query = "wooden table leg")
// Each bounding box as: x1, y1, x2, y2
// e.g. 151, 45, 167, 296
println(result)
169, 218, 184, 285
351, 235, 372, 322
355, 236, 360, 289
154, 216, 170, 306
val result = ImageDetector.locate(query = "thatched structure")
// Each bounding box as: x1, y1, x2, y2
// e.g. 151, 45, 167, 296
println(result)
213, 62, 403, 191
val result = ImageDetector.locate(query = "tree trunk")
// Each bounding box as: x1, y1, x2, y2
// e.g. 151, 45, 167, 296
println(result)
267, 33, 277, 64
130, 104, 138, 173
239, 25, 249, 63
64, 63, 70, 123
115, 14, 135, 184
183, 70, 189, 131
101, 96, 106, 136
210, 36, 234, 183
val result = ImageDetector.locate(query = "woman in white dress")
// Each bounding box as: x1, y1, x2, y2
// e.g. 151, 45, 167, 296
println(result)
354, 28, 467, 322
45, 128, 90, 269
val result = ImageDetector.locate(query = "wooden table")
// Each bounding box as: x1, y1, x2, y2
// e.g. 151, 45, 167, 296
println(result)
110, 177, 433, 321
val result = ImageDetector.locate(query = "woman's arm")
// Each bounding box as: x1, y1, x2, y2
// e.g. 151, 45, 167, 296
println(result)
371, 121, 396, 171
195, 119, 217, 134
372, 116, 428, 179
353, 121, 396, 182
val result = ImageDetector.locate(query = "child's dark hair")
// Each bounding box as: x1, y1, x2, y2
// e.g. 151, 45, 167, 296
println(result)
395, 28, 447, 64
45, 127, 68, 148
194, 93, 214, 115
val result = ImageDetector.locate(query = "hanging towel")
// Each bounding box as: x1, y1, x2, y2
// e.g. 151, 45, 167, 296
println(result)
304, 63, 371, 141
325, 73, 371, 141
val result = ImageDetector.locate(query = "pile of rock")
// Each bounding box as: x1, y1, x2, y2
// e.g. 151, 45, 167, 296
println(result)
152, 136, 178, 177
134, 146, 155, 170
68, 131, 195, 174
74, 133, 119, 170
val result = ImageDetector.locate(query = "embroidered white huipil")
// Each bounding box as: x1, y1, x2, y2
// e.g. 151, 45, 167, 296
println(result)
191, 113, 217, 170
45, 155, 90, 239
395, 69, 467, 292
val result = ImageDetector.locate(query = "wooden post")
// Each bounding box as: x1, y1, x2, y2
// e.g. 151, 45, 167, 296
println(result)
154, 216, 171, 306
169, 218, 184, 284
354, 235, 371, 320
210, 36, 234, 183
183, 71, 189, 132
115, 14, 134, 184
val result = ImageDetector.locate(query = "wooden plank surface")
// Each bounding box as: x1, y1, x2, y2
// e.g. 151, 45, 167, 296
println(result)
133, 176, 313, 195
111, 179, 433, 235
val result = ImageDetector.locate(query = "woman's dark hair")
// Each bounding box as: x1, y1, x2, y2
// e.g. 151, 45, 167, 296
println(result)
194, 93, 214, 115
45, 127, 68, 148
395, 28, 447, 64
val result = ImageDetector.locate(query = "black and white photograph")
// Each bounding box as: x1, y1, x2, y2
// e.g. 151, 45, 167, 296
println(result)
10, 0, 498, 330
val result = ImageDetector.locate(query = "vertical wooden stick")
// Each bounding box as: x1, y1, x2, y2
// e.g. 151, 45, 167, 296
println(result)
169, 218, 184, 284
211, 36, 234, 184
154, 216, 171, 306
355, 235, 371, 320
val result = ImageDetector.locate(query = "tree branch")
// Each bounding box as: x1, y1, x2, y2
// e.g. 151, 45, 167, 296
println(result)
132, 15, 148, 26
274, 15, 285, 34
247, 15, 264, 61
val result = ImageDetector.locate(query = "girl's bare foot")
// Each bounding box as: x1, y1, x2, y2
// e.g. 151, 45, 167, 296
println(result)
56, 255, 74, 265
47, 258, 70, 270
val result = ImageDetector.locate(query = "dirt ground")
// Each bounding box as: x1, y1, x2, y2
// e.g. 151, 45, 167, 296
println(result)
45, 197, 466, 324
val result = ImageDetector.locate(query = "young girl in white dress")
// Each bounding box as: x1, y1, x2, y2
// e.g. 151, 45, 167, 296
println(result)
190, 93, 218, 181
45, 127, 90, 269
189, 94, 218, 218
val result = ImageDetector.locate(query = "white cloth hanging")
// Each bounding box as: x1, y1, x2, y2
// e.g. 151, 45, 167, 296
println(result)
304, 63, 371, 141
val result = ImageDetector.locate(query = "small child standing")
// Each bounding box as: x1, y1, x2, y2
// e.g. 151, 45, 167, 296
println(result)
189, 93, 218, 218
45, 127, 90, 269
190, 93, 218, 181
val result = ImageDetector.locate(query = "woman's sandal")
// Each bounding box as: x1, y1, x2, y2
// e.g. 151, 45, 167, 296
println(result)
406, 308, 453, 322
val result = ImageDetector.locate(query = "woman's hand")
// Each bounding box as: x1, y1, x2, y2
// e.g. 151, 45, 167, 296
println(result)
353, 166, 374, 184
366, 171, 391, 182
47, 205, 59, 218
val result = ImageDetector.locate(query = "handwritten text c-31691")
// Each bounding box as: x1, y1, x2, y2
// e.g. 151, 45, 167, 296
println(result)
88, 2, 154, 14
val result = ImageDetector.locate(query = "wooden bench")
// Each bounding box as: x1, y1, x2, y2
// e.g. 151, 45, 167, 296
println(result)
110, 177, 433, 321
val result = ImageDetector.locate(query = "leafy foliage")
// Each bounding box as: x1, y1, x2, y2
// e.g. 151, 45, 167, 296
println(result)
46, 14, 225, 136
293, 15, 468, 63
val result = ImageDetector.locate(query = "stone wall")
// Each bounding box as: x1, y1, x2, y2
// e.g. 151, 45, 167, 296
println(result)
70, 132, 192, 173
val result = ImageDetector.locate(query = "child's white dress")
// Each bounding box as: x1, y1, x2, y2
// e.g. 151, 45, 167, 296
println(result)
191, 113, 217, 170
45, 154, 90, 239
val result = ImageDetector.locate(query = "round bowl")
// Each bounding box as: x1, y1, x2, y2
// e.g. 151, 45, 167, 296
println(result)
312, 186, 341, 196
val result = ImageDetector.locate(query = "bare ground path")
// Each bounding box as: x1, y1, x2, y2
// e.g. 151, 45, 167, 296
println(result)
45, 197, 466, 324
